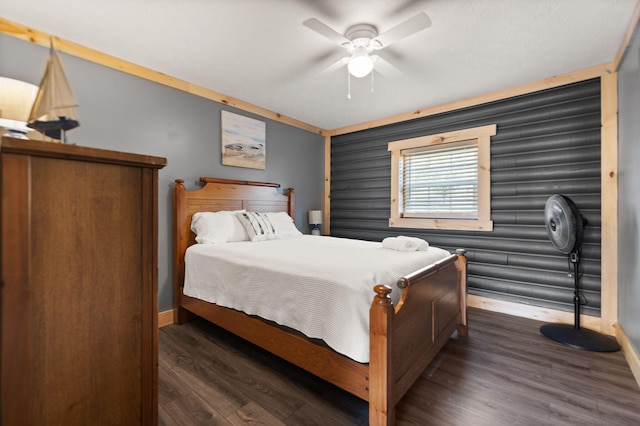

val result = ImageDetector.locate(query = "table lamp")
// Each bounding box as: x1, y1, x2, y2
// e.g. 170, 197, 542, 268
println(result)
308, 210, 323, 235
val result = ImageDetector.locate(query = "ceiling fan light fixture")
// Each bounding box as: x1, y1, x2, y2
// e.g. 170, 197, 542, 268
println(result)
348, 46, 373, 78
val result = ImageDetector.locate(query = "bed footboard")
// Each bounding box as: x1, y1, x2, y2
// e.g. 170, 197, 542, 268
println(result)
369, 250, 467, 425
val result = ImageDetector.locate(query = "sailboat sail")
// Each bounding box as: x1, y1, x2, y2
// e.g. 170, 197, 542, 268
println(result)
28, 43, 79, 140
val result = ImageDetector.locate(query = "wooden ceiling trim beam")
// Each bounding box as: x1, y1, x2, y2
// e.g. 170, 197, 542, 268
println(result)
327, 62, 614, 136
330, 5, 640, 138
613, 0, 640, 70
0, 18, 326, 136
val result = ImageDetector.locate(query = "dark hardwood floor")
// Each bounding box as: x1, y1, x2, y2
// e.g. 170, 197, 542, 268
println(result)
158, 308, 640, 425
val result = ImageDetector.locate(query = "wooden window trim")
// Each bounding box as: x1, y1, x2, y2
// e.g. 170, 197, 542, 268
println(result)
388, 124, 496, 231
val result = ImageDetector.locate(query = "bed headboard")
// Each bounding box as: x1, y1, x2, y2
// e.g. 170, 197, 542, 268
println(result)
172, 177, 295, 309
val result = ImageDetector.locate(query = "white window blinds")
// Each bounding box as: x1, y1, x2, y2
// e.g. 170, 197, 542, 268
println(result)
401, 140, 478, 218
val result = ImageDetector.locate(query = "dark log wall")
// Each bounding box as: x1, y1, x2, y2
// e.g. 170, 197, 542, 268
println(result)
330, 79, 601, 315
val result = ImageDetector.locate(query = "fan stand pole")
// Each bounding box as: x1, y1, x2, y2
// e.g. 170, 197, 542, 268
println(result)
539, 250, 620, 352
571, 252, 580, 330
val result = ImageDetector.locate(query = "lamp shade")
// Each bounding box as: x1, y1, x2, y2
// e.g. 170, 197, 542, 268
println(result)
308, 210, 323, 225
0, 77, 39, 136
0, 77, 38, 121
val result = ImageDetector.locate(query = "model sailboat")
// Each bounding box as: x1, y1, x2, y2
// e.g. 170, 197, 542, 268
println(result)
28, 43, 79, 143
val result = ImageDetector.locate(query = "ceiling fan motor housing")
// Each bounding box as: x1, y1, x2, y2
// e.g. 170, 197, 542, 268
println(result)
345, 24, 378, 40
344, 24, 381, 52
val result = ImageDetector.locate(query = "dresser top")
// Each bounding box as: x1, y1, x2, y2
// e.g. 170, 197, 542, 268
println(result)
1, 137, 167, 169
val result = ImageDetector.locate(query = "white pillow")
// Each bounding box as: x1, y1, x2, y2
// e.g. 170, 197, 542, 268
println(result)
191, 210, 249, 244
236, 211, 278, 242
264, 212, 303, 239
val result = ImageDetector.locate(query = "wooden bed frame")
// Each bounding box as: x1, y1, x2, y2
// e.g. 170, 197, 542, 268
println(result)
173, 177, 468, 425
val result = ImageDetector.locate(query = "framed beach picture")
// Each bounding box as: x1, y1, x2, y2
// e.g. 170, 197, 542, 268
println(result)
221, 110, 266, 170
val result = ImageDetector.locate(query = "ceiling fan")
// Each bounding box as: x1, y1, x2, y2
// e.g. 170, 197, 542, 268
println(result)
303, 12, 432, 80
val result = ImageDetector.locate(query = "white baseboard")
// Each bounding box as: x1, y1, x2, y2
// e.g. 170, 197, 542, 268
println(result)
158, 309, 174, 328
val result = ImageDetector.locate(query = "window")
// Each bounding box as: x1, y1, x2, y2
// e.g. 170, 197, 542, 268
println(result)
388, 124, 495, 231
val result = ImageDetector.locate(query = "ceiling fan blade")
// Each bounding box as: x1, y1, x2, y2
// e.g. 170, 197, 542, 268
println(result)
372, 12, 431, 49
315, 56, 349, 77
303, 18, 351, 46
372, 55, 404, 80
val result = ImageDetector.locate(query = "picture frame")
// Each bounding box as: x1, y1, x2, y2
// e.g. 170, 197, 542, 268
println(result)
221, 110, 266, 170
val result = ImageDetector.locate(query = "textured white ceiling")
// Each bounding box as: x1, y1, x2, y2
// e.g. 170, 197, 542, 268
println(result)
2, 0, 638, 130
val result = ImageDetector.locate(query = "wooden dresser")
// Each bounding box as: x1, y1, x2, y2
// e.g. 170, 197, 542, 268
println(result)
1, 137, 166, 425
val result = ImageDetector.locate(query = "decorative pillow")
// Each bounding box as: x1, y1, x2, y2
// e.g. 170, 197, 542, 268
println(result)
264, 212, 303, 239
191, 210, 249, 244
236, 211, 278, 242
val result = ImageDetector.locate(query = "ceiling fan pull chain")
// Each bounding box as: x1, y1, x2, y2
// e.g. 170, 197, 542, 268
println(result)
347, 70, 352, 99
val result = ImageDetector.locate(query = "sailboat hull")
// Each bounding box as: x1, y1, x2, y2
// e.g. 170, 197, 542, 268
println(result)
28, 117, 79, 140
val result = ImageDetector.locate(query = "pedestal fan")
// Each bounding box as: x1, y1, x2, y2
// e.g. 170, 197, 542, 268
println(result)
540, 194, 620, 352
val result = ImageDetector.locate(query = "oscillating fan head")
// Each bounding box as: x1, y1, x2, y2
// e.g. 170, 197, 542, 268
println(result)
544, 194, 584, 254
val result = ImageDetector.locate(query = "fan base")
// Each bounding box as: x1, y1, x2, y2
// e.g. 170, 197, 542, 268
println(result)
540, 323, 620, 352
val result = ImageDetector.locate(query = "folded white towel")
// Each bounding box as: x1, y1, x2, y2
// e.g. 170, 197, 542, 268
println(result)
382, 237, 413, 251
382, 236, 429, 252
398, 235, 429, 251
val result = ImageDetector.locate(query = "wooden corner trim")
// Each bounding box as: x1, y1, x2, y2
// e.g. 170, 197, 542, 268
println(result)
614, 323, 640, 390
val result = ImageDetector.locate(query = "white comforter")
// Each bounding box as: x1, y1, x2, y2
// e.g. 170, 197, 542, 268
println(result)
184, 235, 450, 363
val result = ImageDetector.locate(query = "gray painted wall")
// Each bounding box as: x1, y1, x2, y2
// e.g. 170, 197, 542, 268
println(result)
0, 35, 325, 312
618, 22, 640, 356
